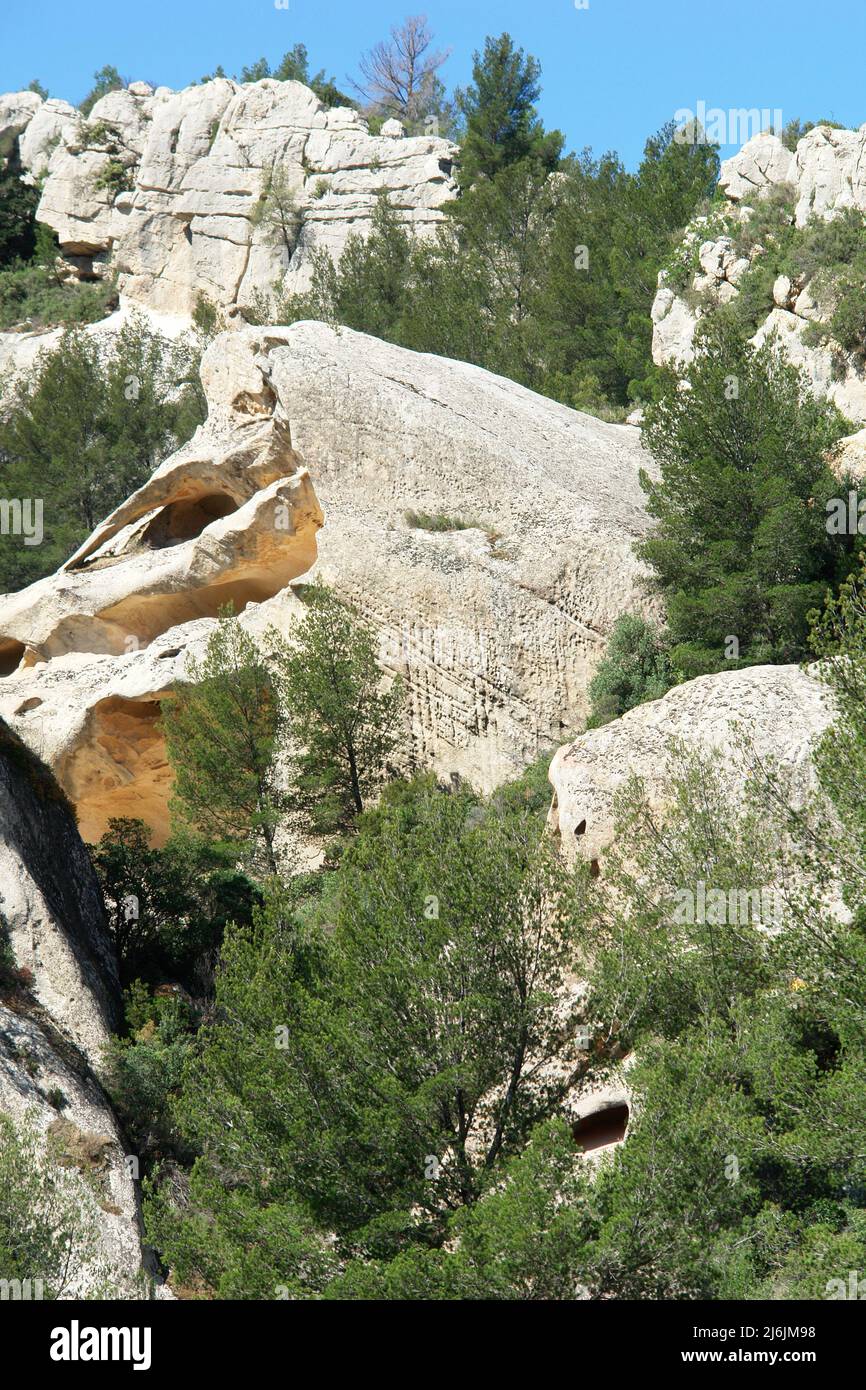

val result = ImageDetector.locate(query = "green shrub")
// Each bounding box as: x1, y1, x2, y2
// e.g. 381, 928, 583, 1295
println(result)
93, 158, 135, 199
0, 1112, 107, 1297
0, 261, 116, 330
587, 614, 673, 727
640, 315, 854, 675
0, 314, 204, 591
404, 509, 485, 532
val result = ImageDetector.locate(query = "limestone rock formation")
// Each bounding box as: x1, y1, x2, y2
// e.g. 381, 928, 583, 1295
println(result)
0, 321, 657, 842
548, 664, 833, 866
0, 720, 156, 1296
1, 79, 458, 316
651, 124, 866, 423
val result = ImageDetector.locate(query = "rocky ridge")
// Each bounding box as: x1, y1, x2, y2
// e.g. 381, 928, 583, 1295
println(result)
652, 125, 866, 433
0, 719, 158, 1296
0, 79, 457, 318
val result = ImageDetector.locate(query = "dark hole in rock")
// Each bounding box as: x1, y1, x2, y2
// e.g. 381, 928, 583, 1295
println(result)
183, 223, 192, 244
572, 1102, 629, 1153
14, 697, 43, 714
575, 818, 587, 836
156, 647, 183, 660
140, 492, 239, 548
0, 639, 25, 678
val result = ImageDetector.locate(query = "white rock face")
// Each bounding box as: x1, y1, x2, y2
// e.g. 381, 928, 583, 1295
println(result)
0, 322, 657, 841
752, 308, 866, 421
831, 425, 866, 481
0, 90, 43, 145
548, 664, 832, 866
0, 79, 458, 316
790, 125, 866, 226
653, 124, 866, 422
718, 131, 794, 201
0, 721, 155, 1296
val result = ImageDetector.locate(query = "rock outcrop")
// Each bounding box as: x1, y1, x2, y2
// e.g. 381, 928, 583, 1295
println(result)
1, 79, 458, 317
652, 125, 866, 423
548, 663, 833, 866
0, 719, 155, 1296
0, 321, 657, 842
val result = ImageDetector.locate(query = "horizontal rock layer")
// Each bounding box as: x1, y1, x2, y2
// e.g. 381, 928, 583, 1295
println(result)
1, 79, 458, 316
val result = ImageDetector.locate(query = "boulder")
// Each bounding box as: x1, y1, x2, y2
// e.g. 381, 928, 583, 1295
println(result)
654, 122, 866, 424
718, 131, 794, 201
548, 664, 832, 866
0, 322, 658, 840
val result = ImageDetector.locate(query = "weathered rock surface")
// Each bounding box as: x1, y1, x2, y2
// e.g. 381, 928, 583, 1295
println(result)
717, 130, 795, 202
0, 720, 156, 1296
652, 124, 866, 423
548, 664, 833, 866
1, 79, 458, 316
0, 322, 658, 841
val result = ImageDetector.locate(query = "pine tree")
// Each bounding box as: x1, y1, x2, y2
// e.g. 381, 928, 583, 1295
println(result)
272, 584, 403, 833
455, 34, 563, 187
640, 315, 853, 677
161, 610, 283, 875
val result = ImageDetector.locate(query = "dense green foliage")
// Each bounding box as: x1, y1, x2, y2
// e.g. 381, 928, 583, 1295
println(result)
0, 143, 39, 266
454, 33, 563, 186
272, 584, 404, 833
0, 259, 117, 332
587, 614, 673, 726
252, 116, 717, 411
145, 772, 586, 1292
92, 817, 257, 988
640, 315, 855, 677
0, 1114, 106, 1297
0, 315, 204, 591
161, 613, 284, 875
160, 592, 403, 871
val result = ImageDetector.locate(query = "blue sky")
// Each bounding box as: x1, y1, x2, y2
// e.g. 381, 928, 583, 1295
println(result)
3, 0, 865, 168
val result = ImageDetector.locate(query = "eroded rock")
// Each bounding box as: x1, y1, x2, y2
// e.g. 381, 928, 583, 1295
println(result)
548, 664, 832, 866
0, 322, 658, 840
0, 719, 156, 1295
0, 78, 458, 315
652, 123, 866, 422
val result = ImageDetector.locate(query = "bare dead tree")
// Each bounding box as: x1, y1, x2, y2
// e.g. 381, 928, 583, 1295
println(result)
352, 14, 450, 124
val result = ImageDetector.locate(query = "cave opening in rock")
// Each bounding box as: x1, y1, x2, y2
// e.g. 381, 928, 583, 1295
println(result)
139, 492, 240, 548
0, 638, 25, 677
62, 694, 173, 846
572, 1102, 629, 1153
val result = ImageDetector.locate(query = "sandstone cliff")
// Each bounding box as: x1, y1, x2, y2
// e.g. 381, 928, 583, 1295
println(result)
0, 79, 457, 317
0, 719, 157, 1296
0, 321, 658, 842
